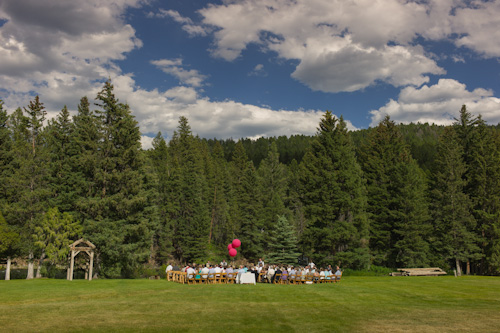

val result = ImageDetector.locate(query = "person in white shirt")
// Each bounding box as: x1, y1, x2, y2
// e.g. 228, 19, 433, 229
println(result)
258, 258, 265, 267
186, 266, 196, 278
165, 264, 173, 273
201, 266, 210, 278
214, 266, 222, 274
267, 265, 275, 283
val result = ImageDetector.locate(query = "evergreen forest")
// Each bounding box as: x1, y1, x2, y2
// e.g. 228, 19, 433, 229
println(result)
1, 80, 500, 278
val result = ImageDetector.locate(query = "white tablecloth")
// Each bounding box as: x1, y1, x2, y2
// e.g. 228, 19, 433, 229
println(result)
237, 272, 256, 285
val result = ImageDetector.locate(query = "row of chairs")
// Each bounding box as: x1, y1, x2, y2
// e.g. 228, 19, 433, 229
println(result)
257, 272, 342, 284
167, 271, 239, 284
167, 270, 342, 285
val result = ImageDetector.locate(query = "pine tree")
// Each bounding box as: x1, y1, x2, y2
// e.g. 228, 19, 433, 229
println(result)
6, 97, 50, 279
167, 117, 209, 262
207, 141, 232, 249
238, 161, 263, 261
299, 111, 369, 269
0, 100, 12, 205
358, 116, 430, 267
83, 81, 152, 277
431, 126, 481, 274
33, 207, 82, 277
148, 132, 172, 264
267, 215, 300, 265
257, 141, 288, 248
229, 141, 263, 261
453, 106, 500, 274
45, 106, 77, 212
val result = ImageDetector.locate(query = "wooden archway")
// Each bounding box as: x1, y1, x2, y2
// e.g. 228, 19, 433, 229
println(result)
67, 239, 96, 281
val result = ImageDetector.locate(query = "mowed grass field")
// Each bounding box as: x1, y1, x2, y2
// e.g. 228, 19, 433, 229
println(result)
1, 276, 499, 332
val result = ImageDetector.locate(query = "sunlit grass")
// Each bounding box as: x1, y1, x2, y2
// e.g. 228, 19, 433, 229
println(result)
1, 276, 499, 332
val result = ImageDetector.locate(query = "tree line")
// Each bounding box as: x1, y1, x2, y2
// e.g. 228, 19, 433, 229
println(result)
1, 80, 499, 278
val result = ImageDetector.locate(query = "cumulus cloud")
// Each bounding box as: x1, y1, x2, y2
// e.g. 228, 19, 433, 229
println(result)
150, 9, 208, 37
151, 58, 208, 87
107, 72, 336, 149
0, 0, 337, 151
193, 0, 500, 93
248, 64, 267, 77
370, 79, 500, 126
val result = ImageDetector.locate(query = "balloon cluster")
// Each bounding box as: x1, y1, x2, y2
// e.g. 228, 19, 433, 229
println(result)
228, 239, 241, 257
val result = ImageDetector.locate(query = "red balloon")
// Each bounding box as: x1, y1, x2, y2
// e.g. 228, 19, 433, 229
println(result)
229, 248, 237, 257
232, 239, 241, 248
227, 243, 233, 250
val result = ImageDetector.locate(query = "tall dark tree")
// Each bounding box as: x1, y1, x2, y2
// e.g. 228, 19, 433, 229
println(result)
454, 105, 500, 274
45, 106, 77, 212
359, 116, 430, 267
6, 97, 50, 279
83, 81, 152, 277
299, 111, 369, 269
167, 117, 209, 262
257, 141, 288, 247
148, 132, 172, 264
230, 141, 263, 261
0, 100, 11, 205
431, 127, 481, 275
207, 141, 232, 249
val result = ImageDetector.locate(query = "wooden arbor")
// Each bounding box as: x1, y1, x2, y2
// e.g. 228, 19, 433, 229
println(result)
67, 239, 96, 281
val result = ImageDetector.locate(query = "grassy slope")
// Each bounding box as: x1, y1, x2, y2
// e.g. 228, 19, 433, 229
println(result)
1, 276, 499, 332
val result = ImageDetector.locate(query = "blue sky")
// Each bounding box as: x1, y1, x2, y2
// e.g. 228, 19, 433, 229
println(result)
1, 0, 499, 148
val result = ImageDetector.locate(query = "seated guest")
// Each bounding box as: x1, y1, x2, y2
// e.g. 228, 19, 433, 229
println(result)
186, 266, 196, 279
289, 266, 296, 279
201, 265, 210, 278
208, 265, 216, 278
281, 269, 288, 282
335, 266, 342, 279
226, 266, 234, 278
273, 266, 282, 283
267, 265, 275, 283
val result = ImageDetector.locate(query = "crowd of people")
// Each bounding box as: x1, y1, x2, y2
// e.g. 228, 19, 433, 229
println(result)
166, 258, 342, 283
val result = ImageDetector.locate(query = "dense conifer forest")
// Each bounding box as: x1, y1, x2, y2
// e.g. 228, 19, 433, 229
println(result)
1, 80, 500, 278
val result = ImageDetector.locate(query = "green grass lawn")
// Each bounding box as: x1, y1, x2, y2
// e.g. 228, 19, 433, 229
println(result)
1, 276, 499, 332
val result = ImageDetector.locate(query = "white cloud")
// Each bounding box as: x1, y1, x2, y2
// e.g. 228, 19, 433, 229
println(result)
151, 58, 208, 87
248, 63, 267, 77
108, 72, 338, 147
0, 0, 342, 151
370, 79, 500, 126
194, 0, 500, 93
152, 9, 208, 37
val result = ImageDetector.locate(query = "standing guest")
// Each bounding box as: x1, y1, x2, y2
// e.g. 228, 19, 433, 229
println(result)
206, 260, 211, 268
258, 258, 265, 267
220, 259, 228, 268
